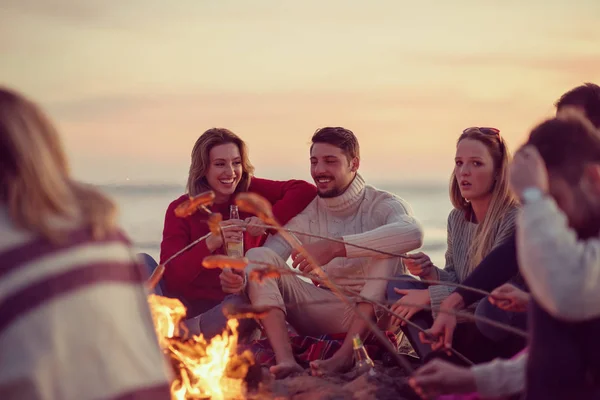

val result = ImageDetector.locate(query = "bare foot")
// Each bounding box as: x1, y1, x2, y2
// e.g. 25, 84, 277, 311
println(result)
269, 361, 304, 379
310, 354, 353, 376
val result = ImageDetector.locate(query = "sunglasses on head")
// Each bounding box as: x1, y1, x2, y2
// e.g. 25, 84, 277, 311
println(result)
463, 127, 500, 136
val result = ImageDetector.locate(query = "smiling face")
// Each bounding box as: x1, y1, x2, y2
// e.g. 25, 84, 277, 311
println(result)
454, 138, 496, 202
205, 143, 243, 203
310, 142, 357, 198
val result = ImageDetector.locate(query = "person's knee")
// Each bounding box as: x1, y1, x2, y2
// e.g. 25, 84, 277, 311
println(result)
245, 247, 283, 271
137, 252, 158, 268
475, 298, 510, 341
221, 293, 250, 310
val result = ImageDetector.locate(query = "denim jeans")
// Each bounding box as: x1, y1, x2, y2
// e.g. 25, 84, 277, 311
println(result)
183, 293, 259, 341
474, 294, 528, 342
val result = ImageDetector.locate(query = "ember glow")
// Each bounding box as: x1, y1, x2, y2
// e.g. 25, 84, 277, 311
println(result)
148, 294, 253, 400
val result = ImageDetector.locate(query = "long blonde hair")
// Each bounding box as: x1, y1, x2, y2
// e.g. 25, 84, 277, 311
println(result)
0, 87, 117, 242
186, 128, 255, 197
449, 128, 517, 270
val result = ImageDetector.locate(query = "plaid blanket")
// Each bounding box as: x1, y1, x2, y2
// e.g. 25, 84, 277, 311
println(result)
246, 331, 398, 367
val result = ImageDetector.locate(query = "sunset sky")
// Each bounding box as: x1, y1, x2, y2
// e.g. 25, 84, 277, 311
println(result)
3, 0, 600, 185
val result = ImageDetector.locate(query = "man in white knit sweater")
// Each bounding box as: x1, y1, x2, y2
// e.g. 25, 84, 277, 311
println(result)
221, 127, 423, 378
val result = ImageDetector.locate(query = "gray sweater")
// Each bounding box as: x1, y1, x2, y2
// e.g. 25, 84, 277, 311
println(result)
429, 206, 518, 317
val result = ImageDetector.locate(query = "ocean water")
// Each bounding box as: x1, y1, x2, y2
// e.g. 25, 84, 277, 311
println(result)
102, 183, 452, 268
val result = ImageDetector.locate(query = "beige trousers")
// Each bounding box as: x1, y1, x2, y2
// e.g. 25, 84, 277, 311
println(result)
246, 247, 396, 336
245, 247, 377, 337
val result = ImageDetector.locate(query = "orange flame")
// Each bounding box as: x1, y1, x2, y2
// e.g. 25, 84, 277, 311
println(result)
148, 294, 253, 400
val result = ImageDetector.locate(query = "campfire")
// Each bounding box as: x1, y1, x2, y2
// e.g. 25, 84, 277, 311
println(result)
148, 294, 254, 400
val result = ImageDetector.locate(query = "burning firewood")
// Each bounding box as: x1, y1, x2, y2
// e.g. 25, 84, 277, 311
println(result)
174, 190, 216, 218
202, 255, 249, 270
149, 293, 253, 400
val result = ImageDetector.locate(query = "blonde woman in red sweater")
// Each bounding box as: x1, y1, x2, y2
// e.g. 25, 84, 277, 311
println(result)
143, 128, 316, 338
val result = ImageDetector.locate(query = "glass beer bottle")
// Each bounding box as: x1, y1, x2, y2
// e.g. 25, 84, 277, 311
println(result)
227, 205, 244, 258
353, 334, 375, 374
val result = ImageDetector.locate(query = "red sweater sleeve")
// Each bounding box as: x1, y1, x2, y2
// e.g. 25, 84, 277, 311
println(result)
159, 197, 221, 298
249, 177, 317, 225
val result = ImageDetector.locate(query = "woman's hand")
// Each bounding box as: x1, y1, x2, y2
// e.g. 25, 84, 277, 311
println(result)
390, 289, 431, 326
222, 219, 245, 251
205, 219, 244, 253
489, 283, 530, 312
245, 216, 267, 237
419, 292, 464, 352
205, 231, 223, 253
404, 252, 435, 278
420, 313, 457, 352
220, 267, 246, 294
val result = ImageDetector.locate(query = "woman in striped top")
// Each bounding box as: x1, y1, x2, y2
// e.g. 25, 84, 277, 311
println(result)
386, 127, 519, 364
0, 87, 171, 400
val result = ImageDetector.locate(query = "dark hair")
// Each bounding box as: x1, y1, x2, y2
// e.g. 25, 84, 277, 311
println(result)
310, 126, 360, 161
555, 83, 600, 128
186, 128, 254, 196
526, 114, 600, 182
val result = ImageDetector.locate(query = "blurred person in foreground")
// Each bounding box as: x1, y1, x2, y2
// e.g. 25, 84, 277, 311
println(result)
0, 87, 171, 400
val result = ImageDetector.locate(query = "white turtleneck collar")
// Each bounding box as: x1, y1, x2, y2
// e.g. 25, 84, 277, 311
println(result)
318, 173, 366, 217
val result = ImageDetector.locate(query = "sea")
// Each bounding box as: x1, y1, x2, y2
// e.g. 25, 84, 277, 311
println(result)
102, 183, 452, 268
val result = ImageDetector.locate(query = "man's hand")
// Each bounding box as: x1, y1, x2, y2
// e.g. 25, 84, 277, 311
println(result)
404, 252, 434, 278
245, 216, 267, 237
390, 289, 430, 326
291, 239, 346, 274
489, 283, 530, 313
509, 145, 549, 199
219, 268, 246, 294
409, 359, 477, 399
419, 292, 464, 351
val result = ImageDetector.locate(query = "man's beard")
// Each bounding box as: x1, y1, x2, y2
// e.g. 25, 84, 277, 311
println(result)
317, 186, 344, 198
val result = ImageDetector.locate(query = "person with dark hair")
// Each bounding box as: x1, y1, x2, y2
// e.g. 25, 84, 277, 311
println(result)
230, 126, 424, 378
145, 127, 317, 339
555, 82, 600, 128
511, 113, 600, 399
